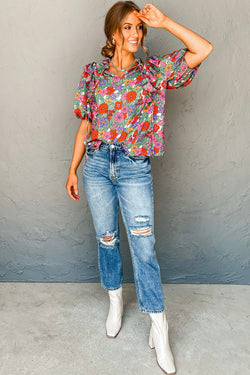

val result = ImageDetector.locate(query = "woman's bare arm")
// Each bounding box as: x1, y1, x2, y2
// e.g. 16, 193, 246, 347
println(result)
161, 17, 213, 68
66, 119, 90, 201
136, 3, 213, 68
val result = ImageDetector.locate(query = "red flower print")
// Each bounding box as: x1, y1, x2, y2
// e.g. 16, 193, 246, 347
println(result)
118, 131, 128, 141
106, 87, 115, 95
141, 148, 147, 155
130, 114, 138, 124
154, 147, 160, 153
126, 91, 136, 102
153, 124, 160, 132
82, 71, 90, 80
110, 130, 117, 139
98, 103, 108, 114
141, 121, 149, 131
162, 80, 167, 89
82, 94, 87, 104
115, 101, 122, 109
74, 109, 82, 117
135, 76, 143, 84
153, 105, 158, 114
91, 130, 98, 140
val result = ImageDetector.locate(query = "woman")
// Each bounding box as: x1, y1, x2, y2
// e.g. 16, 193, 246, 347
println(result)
66, 2, 213, 374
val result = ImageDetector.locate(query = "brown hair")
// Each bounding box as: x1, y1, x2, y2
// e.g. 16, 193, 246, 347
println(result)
101, 1, 148, 58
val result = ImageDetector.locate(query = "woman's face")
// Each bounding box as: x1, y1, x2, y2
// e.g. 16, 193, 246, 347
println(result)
113, 11, 143, 54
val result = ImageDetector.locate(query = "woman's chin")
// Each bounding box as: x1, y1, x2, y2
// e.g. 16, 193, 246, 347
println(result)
123, 45, 139, 53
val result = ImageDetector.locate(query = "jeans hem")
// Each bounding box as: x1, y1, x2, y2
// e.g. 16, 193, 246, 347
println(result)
101, 283, 123, 291
139, 306, 165, 313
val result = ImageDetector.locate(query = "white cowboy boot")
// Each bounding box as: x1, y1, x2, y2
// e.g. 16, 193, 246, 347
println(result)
149, 311, 176, 375
105, 286, 123, 338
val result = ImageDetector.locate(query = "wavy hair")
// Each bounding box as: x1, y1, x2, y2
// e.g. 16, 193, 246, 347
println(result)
101, 1, 148, 58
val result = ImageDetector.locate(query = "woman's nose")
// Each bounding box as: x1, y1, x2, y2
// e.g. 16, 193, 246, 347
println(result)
131, 27, 139, 37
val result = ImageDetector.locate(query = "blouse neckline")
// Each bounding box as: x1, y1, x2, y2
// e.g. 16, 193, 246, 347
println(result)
101, 57, 143, 78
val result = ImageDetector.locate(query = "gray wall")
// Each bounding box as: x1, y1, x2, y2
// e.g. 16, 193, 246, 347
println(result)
1, 0, 249, 283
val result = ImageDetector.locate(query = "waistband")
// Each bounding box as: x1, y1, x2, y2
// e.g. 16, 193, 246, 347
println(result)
99, 141, 125, 151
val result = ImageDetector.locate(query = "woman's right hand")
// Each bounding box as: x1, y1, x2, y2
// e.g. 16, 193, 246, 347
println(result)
66, 119, 89, 201
66, 171, 80, 201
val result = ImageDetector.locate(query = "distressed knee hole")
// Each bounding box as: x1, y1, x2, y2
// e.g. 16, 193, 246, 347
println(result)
100, 232, 116, 246
130, 227, 152, 236
135, 216, 149, 223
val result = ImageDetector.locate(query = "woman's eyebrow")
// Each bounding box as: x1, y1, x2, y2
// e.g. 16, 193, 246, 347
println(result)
123, 22, 143, 26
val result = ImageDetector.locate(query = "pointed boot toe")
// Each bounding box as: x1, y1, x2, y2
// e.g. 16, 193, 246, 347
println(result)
149, 311, 176, 375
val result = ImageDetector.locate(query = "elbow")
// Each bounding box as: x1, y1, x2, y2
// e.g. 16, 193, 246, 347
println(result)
205, 42, 214, 56
198, 42, 214, 65
186, 42, 214, 68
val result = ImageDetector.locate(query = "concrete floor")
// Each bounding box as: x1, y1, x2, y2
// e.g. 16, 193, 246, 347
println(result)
0, 283, 249, 375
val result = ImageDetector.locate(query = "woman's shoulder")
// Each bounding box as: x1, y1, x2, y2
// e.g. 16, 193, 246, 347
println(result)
81, 61, 98, 74
81, 57, 110, 75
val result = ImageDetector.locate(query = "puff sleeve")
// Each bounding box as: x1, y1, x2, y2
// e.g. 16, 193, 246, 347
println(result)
146, 47, 201, 90
73, 62, 93, 120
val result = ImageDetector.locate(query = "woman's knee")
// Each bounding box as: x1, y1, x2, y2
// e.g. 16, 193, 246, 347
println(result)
98, 230, 119, 248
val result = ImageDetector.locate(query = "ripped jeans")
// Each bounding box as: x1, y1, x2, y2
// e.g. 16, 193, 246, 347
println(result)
82, 142, 165, 313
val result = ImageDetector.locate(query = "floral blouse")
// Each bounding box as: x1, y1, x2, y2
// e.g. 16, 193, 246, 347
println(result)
73, 47, 201, 157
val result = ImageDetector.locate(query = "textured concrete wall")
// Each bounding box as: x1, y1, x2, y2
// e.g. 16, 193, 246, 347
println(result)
0, 0, 249, 283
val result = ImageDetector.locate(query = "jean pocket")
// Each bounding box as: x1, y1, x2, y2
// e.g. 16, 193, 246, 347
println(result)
86, 146, 99, 156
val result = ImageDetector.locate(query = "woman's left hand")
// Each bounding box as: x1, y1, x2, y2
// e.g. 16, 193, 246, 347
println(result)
135, 3, 167, 29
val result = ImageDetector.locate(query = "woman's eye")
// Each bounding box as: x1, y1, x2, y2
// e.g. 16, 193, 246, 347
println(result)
124, 25, 142, 30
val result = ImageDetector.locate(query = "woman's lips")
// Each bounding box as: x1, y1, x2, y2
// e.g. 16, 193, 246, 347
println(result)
128, 40, 139, 45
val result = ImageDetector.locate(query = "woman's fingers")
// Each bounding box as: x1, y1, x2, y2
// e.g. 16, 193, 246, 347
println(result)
70, 185, 80, 201
134, 3, 152, 19
66, 174, 80, 201
136, 13, 149, 22
136, 3, 167, 28
140, 3, 153, 14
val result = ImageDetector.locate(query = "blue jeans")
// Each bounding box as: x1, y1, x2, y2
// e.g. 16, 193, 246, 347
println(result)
82, 142, 165, 313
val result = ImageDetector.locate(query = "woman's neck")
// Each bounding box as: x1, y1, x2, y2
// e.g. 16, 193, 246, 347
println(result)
111, 51, 135, 70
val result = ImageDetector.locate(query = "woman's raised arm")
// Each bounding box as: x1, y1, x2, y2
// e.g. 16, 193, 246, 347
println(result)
135, 3, 213, 68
